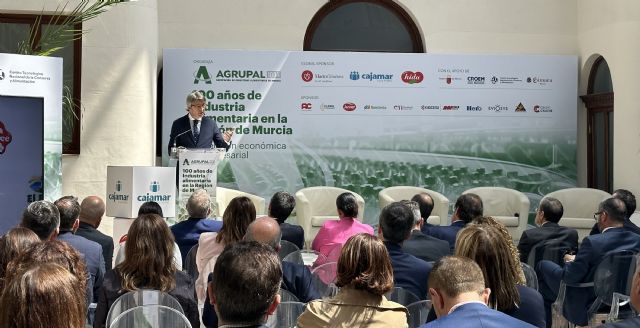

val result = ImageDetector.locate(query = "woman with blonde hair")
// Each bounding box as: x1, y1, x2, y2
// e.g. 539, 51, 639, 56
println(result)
297, 233, 408, 328
0, 227, 40, 291
0, 263, 86, 328
93, 214, 199, 328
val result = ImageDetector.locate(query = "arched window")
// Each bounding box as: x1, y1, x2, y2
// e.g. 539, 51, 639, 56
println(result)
304, 0, 424, 53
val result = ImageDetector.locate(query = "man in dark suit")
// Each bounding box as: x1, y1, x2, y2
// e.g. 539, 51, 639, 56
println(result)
517, 197, 579, 263
170, 189, 222, 262
75, 195, 113, 271
402, 197, 450, 262
54, 196, 106, 304
537, 198, 640, 327
269, 191, 304, 249
168, 91, 232, 155
589, 189, 640, 236
597, 262, 640, 327
379, 201, 433, 300
423, 256, 535, 328
413, 192, 436, 228
423, 193, 483, 250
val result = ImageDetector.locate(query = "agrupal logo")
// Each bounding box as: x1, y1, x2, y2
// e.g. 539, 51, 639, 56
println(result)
215, 70, 281, 82
184, 158, 217, 165
109, 180, 129, 202
137, 181, 171, 202
349, 71, 393, 81
193, 66, 212, 84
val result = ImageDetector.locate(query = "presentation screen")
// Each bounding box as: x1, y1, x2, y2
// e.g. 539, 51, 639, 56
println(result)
0, 95, 44, 233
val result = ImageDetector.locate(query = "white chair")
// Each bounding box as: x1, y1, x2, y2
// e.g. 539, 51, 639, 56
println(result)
463, 187, 530, 239
106, 290, 184, 328
109, 305, 192, 328
378, 186, 450, 226
295, 187, 365, 245
544, 188, 611, 241
215, 187, 266, 217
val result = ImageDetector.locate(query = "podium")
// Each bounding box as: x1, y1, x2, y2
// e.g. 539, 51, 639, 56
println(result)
106, 166, 176, 242
174, 148, 226, 220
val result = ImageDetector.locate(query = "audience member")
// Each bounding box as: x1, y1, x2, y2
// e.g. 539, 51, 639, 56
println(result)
75, 196, 113, 271
472, 216, 526, 285
412, 192, 436, 228
211, 241, 281, 328
401, 199, 450, 262
0, 263, 87, 328
0, 227, 40, 291
94, 214, 199, 328
269, 191, 304, 249
170, 189, 222, 262
423, 193, 483, 249
537, 197, 640, 327
298, 233, 408, 327
312, 192, 373, 262
202, 217, 320, 327
517, 197, 578, 264
196, 196, 256, 301
590, 189, 640, 235
137, 200, 164, 216
421, 256, 535, 328
54, 196, 105, 303
378, 201, 432, 300
453, 224, 545, 327
20, 200, 60, 240
597, 255, 640, 327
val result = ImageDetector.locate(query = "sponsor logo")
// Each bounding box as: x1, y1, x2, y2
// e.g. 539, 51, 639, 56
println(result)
491, 76, 523, 84
320, 104, 335, 110
0, 69, 5, 81
343, 102, 357, 111
393, 105, 413, 111
533, 105, 553, 113
467, 76, 485, 84
349, 71, 393, 81
515, 102, 527, 112
0, 121, 12, 154
364, 105, 387, 110
193, 66, 212, 84
439, 75, 462, 85
109, 180, 130, 202
27, 177, 43, 202
301, 70, 313, 82
301, 103, 312, 111
215, 70, 281, 82
491, 76, 498, 84
401, 71, 424, 84
421, 105, 440, 110
527, 76, 553, 85
466, 106, 482, 111
137, 181, 172, 202
488, 105, 508, 112
442, 105, 460, 111
150, 181, 160, 192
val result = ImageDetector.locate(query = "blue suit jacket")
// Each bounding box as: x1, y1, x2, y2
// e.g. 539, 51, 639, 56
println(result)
57, 231, 106, 303
422, 220, 467, 250
386, 241, 432, 300
280, 222, 305, 250
170, 217, 222, 263
168, 114, 229, 154
597, 316, 640, 327
421, 303, 536, 328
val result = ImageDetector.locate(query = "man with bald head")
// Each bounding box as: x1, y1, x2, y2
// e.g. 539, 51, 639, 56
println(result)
75, 195, 113, 271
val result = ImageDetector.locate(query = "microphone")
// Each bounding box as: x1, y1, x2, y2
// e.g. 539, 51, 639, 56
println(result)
171, 129, 192, 158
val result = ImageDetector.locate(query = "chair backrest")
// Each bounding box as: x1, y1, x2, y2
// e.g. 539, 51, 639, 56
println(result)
216, 187, 266, 217
283, 250, 325, 267
385, 286, 420, 306
527, 238, 575, 267
279, 289, 300, 302
311, 261, 338, 285
278, 240, 300, 261
521, 262, 539, 291
324, 243, 343, 263
463, 187, 530, 239
593, 250, 638, 307
109, 305, 192, 328
268, 301, 306, 328
183, 244, 199, 281
406, 300, 432, 328
544, 188, 611, 240
106, 290, 184, 328
378, 186, 450, 226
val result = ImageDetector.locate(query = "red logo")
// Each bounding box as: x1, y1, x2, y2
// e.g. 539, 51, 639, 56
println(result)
401, 71, 424, 84
343, 103, 357, 111
301, 103, 312, 110
533, 105, 540, 112
0, 121, 12, 154
301, 70, 313, 82
446, 75, 452, 84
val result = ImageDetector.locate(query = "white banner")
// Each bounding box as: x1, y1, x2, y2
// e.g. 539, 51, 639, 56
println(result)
177, 148, 224, 219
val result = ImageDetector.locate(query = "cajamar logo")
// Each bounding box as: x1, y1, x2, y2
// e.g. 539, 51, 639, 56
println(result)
0, 121, 12, 154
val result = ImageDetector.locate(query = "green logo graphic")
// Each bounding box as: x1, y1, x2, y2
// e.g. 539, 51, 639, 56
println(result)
194, 66, 212, 84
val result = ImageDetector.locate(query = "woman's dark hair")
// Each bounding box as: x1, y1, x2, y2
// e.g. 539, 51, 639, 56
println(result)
216, 196, 256, 244
138, 201, 164, 217
336, 192, 359, 218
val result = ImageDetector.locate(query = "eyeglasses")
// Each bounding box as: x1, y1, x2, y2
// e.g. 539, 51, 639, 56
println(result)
190, 103, 205, 108
593, 211, 603, 220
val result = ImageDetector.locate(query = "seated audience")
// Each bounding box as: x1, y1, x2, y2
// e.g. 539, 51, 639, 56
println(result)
590, 189, 640, 235
94, 214, 199, 328
297, 233, 408, 327
269, 191, 304, 249
517, 197, 578, 264
196, 196, 256, 301
210, 241, 281, 328
0, 263, 87, 328
0, 227, 40, 291
412, 192, 437, 228
401, 199, 450, 262
54, 196, 105, 303
597, 255, 640, 327
170, 189, 222, 262
75, 196, 113, 271
312, 192, 373, 261
453, 223, 545, 327
379, 201, 432, 300
202, 217, 320, 327
473, 216, 526, 284
423, 193, 483, 249
20, 200, 60, 240
421, 256, 535, 328
537, 197, 640, 327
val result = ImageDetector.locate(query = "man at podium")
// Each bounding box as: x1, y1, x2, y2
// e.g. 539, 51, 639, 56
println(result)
168, 91, 232, 155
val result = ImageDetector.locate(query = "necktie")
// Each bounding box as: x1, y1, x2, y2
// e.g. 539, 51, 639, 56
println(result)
193, 119, 200, 143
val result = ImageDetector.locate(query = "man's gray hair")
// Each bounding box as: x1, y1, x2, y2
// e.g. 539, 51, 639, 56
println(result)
186, 189, 211, 218
401, 200, 422, 226
185, 90, 205, 110
21, 200, 60, 240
